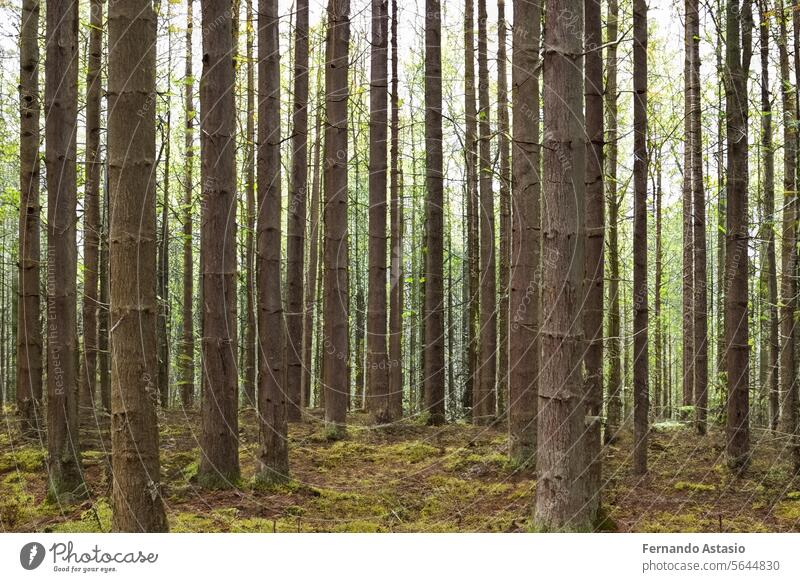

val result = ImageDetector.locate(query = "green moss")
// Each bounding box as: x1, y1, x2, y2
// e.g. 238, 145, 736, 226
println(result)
674, 481, 716, 493
786, 491, 800, 500
0, 447, 46, 473
170, 512, 217, 532
774, 501, 800, 522
380, 441, 440, 464
51, 499, 111, 533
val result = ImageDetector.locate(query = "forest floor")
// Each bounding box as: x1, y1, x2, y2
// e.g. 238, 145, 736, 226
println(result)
1, 409, 799, 532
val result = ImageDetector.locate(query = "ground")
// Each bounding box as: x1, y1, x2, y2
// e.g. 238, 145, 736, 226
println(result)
1, 409, 799, 532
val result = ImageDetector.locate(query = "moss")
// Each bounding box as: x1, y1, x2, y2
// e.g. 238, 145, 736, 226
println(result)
786, 491, 800, 500
674, 481, 716, 493
51, 499, 111, 533
380, 441, 440, 464
442, 449, 508, 472
330, 519, 383, 533
774, 501, 800, 522
0, 447, 46, 473
170, 512, 217, 533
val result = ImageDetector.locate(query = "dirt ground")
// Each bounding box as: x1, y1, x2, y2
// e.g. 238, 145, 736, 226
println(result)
1, 409, 799, 532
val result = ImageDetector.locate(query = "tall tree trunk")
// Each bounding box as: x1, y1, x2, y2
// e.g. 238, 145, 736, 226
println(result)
632, 0, 649, 476
423, 0, 446, 426
475, 0, 496, 424
108, 0, 168, 530
302, 76, 324, 410
496, 0, 510, 420
655, 158, 663, 418
715, 5, 726, 417
98, 160, 110, 413
286, 0, 309, 422
323, 0, 351, 436
198, 0, 240, 487
45, 0, 82, 498
688, 0, 708, 434
367, 0, 390, 422
759, 0, 779, 431
17, 0, 42, 436
388, 0, 404, 420
604, 0, 622, 444
255, 0, 289, 480
776, 0, 796, 453
181, 0, 196, 410
682, 0, 695, 411
464, 0, 479, 417
534, 0, 588, 531
724, 0, 753, 471
80, 0, 103, 418
583, 0, 604, 518
508, 0, 540, 467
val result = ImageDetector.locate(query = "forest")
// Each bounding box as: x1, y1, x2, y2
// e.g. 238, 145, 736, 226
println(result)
0, 0, 799, 534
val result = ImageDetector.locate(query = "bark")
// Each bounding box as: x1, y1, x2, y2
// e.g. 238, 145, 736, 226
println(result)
286, 0, 310, 422
80, 0, 103, 417
724, 0, 753, 471
323, 0, 351, 436
367, 0, 391, 423
108, 0, 168, 530
255, 0, 289, 480
688, 0, 708, 434
45, 0, 82, 498
17, 0, 43, 435
655, 159, 663, 417
632, 0, 649, 476
198, 0, 241, 487
496, 0, 510, 419
180, 0, 196, 410
98, 162, 110, 413
388, 0, 404, 420
157, 40, 171, 410
533, 0, 588, 531
682, 0, 695, 410
475, 0, 496, 424
508, 0, 540, 467
604, 0, 622, 444
759, 0, 779, 431
583, 0, 604, 518
423, 0, 446, 425
464, 0, 479, 416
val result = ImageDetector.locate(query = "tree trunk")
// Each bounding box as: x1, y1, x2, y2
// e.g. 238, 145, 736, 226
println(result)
198, 0, 240, 487
759, 0, 779, 431
98, 160, 110, 413
508, 0, 540, 467
17, 0, 43, 436
323, 0, 351, 436
583, 0, 604, 518
534, 0, 588, 531
255, 0, 289, 480
388, 0, 403, 420
688, 0, 708, 434
80, 0, 103, 418
367, 0, 390, 422
682, 0, 695, 411
157, 23, 172, 409
496, 0, 510, 420
286, 0, 310, 422
108, 0, 168, 530
475, 0, 496, 425
655, 158, 663, 418
632, 0, 649, 476
45, 0, 82, 498
604, 0, 622, 444
423, 0, 445, 426
724, 0, 753, 471
180, 0, 196, 411
464, 0, 479, 417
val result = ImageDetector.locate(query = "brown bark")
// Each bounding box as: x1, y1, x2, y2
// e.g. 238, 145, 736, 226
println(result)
423, 0, 446, 426
533, 0, 588, 531
632, 0, 649, 476
724, 0, 753, 471
17, 0, 42, 436
108, 0, 168, 530
99, 161, 110, 413
198, 0, 241, 487
759, 0, 779, 431
367, 0, 390, 422
496, 0, 510, 420
80, 0, 103, 418
655, 158, 663, 417
682, 0, 695, 410
255, 0, 289, 480
286, 0, 310, 422
474, 0, 496, 424
508, 0, 540, 467
323, 0, 351, 436
45, 0, 82, 498
604, 0, 622, 444
180, 0, 196, 410
583, 0, 604, 517
388, 0, 403, 420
